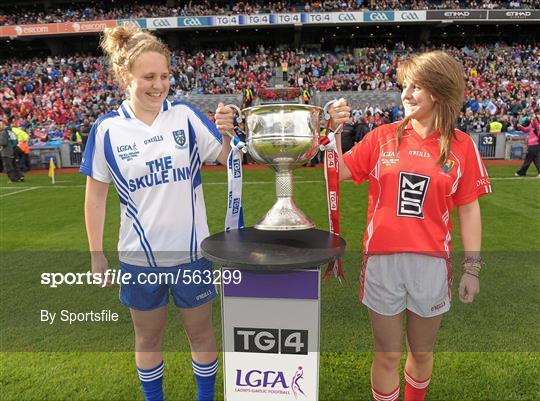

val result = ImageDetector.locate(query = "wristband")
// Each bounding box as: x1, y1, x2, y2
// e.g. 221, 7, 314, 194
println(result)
462, 256, 484, 272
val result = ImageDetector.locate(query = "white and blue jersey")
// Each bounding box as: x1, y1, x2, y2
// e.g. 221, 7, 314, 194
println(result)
80, 99, 222, 267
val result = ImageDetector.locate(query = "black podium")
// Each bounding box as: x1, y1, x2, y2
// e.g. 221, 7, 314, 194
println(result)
201, 228, 345, 401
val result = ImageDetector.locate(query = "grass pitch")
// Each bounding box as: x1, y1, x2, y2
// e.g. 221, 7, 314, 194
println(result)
0, 165, 538, 400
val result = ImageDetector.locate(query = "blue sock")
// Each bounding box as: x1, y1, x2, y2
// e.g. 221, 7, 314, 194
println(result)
137, 360, 164, 401
192, 358, 218, 401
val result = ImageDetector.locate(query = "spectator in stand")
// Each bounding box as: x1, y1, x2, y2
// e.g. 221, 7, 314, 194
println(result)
340, 122, 359, 153
456, 111, 468, 132
357, 110, 376, 141
488, 117, 503, 133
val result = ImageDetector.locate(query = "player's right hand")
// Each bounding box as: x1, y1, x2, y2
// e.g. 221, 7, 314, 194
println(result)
328, 98, 351, 132
214, 102, 235, 135
90, 252, 112, 288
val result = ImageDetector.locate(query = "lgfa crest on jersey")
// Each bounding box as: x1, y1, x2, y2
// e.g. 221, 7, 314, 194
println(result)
173, 129, 187, 149
442, 159, 455, 173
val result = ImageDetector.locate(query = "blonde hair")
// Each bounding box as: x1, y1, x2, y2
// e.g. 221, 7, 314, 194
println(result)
100, 24, 171, 84
396, 51, 465, 165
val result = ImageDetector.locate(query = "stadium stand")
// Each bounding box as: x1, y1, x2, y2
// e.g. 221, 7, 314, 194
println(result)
0, 0, 538, 165
1, 43, 537, 143
1, 0, 539, 25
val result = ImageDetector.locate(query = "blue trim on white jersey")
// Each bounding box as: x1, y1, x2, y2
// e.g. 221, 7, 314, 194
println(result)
120, 104, 131, 119
79, 111, 119, 177
162, 100, 170, 112
188, 120, 202, 189
103, 131, 158, 268
172, 100, 222, 144
189, 184, 198, 262
187, 120, 201, 262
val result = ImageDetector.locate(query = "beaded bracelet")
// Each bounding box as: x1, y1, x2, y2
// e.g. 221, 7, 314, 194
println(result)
463, 263, 481, 272
462, 256, 484, 272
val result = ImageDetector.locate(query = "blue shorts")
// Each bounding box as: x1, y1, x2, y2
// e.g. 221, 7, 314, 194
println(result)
119, 258, 217, 311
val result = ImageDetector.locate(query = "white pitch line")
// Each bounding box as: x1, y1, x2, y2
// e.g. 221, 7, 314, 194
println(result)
0, 176, 535, 195
491, 177, 540, 181
0, 187, 38, 198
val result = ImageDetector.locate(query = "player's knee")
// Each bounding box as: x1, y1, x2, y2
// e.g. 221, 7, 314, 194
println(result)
135, 333, 164, 352
373, 351, 401, 371
185, 325, 214, 349
408, 350, 433, 365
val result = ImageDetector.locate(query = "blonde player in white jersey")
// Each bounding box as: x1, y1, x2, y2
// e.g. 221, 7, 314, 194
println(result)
82, 25, 235, 401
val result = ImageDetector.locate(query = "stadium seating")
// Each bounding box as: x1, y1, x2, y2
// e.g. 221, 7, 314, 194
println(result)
1, 1, 538, 25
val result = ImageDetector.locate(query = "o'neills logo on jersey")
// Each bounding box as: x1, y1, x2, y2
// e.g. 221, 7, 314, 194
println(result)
144, 135, 163, 145
397, 172, 430, 219
234, 366, 306, 398
408, 150, 431, 158
117, 142, 140, 161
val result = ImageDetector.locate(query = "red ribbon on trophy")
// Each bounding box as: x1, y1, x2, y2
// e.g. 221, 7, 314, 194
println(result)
320, 120, 345, 282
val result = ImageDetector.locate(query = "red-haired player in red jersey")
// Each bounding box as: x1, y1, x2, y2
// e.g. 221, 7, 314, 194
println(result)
328, 51, 491, 401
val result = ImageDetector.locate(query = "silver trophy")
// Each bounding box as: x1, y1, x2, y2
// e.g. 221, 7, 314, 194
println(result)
227, 103, 323, 230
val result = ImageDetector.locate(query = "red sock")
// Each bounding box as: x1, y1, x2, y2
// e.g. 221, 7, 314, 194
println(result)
372, 385, 399, 401
404, 370, 431, 401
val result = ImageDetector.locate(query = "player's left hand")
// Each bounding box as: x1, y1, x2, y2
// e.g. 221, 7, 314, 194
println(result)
214, 102, 235, 135
459, 273, 479, 303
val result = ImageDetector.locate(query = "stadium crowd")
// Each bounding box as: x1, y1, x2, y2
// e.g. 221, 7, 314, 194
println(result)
1, 0, 538, 25
0, 42, 538, 145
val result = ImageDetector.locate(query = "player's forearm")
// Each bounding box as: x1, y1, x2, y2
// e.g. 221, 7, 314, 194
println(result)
457, 199, 482, 258
216, 139, 232, 166
84, 178, 108, 253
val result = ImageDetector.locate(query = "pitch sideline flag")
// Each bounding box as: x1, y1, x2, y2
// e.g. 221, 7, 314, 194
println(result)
48, 158, 55, 184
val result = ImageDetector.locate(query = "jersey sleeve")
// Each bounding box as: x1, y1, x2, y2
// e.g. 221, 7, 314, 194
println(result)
342, 128, 378, 184
79, 121, 112, 183
452, 136, 491, 206
186, 106, 222, 163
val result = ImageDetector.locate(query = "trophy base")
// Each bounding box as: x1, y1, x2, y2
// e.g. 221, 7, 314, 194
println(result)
255, 198, 315, 231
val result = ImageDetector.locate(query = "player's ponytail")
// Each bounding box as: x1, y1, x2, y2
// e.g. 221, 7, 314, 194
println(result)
396, 51, 465, 165
100, 23, 171, 84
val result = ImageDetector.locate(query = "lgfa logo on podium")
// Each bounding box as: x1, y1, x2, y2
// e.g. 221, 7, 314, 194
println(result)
235, 366, 306, 398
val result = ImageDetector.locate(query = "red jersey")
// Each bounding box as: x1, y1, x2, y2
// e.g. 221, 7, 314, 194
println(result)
343, 122, 491, 257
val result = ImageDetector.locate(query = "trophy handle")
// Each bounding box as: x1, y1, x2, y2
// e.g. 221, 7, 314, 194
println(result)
323, 99, 337, 121
322, 99, 345, 135
223, 104, 247, 154
225, 104, 243, 124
